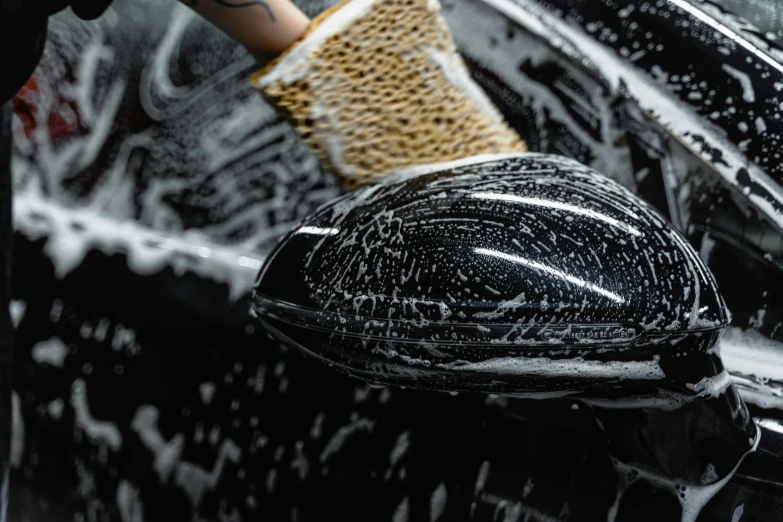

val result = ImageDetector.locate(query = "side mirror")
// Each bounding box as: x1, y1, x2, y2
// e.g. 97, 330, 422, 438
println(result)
252, 153, 728, 395
251, 153, 759, 498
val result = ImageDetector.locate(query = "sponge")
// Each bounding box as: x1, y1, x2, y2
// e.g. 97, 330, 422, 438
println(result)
250, 0, 527, 190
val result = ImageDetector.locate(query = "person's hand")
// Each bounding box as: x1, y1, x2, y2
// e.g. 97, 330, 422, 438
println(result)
180, 0, 310, 64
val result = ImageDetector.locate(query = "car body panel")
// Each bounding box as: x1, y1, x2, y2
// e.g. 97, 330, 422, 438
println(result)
8, 0, 783, 520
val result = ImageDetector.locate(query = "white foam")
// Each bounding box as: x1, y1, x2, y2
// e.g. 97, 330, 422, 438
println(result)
9, 393, 23, 469
385, 430, 410, 480
509, 389, 577, 400
0, 456, 7, 522
289, 441, 311, 481
387, 153, 529, 182
139, 7, 200, 120
393, 496, 410, 522
673, 0, 783, 78
475, 460, 491, 492
13, 5, 334, 301
70, 379, 123, 451
15, 193, 262, 302
686, 370, 732, 399
442, 0, 635, 186
117, 480, 144, 522
174, 440, 241, 507
608, 427, 759, 522
131, 404, 241, 508
472, 290, 527, 320
474, 0, 783, 232
31, 337, 69, 368
437, 355, 665, 380
199, 382, 216, 404
48, 398, 65, 420
319, 417, 375, 463
428, 47, 507, 124
581, 389, 692, 412
430, 482, 448, 521
731, 504, 745, 522
736, 386, 783, 410
721, 327, 783, 381
130, 405, 182, 482
722, 64, 755, 103
9, 300, 26, 328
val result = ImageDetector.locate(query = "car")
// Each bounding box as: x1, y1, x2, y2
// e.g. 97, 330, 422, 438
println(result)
7, 0, 783, 520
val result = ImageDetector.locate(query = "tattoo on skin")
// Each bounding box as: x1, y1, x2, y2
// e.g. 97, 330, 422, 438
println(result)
183, 0, 276, 22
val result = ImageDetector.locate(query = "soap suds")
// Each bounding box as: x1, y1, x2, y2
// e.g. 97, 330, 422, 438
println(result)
722, 64, 755, 103
686, 370, 732, 399
721, 327, 783, 381
438, 355, 665, 381
9, 300, 26, 328
731, 504, 744, 522
428, 48, 507, 124
71, 379, 123, 451
31, 337, 69, 368
608, 427, 759, 522
476, 0, 783, 231
430, 482, 448, 521
15, 193, 263, 301
10, 392, 24, 469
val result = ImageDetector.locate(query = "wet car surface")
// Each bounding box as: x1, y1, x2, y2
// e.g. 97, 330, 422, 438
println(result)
8, 0, 783, 520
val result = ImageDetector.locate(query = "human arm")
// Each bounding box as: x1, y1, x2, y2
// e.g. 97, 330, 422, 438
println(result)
178, 0, 310, 64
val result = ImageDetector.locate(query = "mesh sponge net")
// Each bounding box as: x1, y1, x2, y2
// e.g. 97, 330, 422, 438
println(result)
250, 0, 527, 190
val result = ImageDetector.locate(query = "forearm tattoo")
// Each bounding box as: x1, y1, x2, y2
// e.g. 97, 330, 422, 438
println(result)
184, 0, 276, 22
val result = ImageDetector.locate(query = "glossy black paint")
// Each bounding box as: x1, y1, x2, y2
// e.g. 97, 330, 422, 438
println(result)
253, 153, 728, 394
253, 152, 761, 492
464, 0, 783, 359
457, 0, 783, 354
543, 0, 783, 180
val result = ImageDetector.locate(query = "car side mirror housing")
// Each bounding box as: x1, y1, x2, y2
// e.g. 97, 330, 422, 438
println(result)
252, 153, 729, 396
252, 153, 759, 493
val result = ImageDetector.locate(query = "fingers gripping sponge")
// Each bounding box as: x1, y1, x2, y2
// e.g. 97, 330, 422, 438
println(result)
250, 0, 527, 190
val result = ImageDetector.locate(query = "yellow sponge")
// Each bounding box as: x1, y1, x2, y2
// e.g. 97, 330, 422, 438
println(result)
250, 0, 527, 190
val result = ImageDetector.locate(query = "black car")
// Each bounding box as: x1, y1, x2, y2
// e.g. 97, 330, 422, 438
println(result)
8, 0, 783, 520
